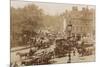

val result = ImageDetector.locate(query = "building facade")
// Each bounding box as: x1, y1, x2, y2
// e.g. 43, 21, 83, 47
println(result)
64, 6, 95, 37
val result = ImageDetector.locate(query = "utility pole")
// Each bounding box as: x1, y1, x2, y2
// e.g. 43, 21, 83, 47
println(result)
67, 20, 72, 63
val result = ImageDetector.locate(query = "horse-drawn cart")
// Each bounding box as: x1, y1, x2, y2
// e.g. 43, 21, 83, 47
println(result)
21, 48, 54, 65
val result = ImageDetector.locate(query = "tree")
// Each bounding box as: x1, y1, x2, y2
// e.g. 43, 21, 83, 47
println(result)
11, 4, 44, 47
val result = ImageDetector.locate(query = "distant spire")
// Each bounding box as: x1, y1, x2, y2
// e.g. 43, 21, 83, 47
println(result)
63, 17, 67, 32
86, 6, 89, 11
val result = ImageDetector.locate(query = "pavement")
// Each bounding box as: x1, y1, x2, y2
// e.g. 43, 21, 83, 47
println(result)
11, 46, 95, 65
50, 52, 95, 64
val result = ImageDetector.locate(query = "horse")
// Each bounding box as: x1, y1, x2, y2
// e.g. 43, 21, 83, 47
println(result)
16, 52, 29, 59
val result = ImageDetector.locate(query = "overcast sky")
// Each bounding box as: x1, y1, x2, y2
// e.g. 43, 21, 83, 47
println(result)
11, 1, 95, 15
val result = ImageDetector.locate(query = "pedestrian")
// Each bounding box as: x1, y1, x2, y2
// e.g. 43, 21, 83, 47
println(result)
13, 62, 18, 67
73, 49, 76, 56
29, 48, 33, 56
10, 62, 13, 67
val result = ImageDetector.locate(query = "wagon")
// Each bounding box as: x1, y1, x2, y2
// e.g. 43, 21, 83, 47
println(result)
54, 38, 69, 58
21, 48, 53, 65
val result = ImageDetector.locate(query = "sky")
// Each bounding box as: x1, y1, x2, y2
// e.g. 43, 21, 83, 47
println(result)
11, 1, 95, 15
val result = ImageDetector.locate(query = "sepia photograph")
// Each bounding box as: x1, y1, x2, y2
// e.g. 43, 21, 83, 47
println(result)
10, 0, 95, 66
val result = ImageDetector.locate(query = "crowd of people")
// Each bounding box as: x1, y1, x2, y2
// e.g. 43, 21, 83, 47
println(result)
11, 30, 95, 66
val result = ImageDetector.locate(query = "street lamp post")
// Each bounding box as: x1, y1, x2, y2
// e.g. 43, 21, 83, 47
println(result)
67, 21, 72, 63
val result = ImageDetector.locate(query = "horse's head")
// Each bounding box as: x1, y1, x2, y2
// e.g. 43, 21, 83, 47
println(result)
16, 52, 20, 55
